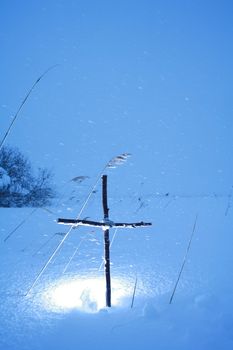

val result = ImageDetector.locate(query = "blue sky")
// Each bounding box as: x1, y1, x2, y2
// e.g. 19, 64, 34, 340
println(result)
1, 0, 233, 195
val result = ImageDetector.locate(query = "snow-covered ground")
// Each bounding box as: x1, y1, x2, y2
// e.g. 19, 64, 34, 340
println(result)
1, 183, 232, 350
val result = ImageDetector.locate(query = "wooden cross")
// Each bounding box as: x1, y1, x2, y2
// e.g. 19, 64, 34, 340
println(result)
57, 175, 152, 307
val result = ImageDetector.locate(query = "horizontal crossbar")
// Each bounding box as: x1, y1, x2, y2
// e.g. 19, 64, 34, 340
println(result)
57, 218, 152, 229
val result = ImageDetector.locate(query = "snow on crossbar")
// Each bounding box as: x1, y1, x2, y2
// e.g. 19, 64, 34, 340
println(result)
57, 218, 152, 229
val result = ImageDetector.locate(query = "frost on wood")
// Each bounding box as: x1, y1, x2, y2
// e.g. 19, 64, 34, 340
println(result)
57, 218, 152, 229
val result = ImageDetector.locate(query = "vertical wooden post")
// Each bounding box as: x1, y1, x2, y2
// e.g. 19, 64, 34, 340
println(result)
102, 175, 111, 307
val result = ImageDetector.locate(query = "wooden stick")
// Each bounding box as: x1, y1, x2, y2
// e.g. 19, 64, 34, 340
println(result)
102, 175, 111, 307
57, 218, 152, 228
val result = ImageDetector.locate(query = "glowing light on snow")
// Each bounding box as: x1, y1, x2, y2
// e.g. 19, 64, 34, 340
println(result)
43, 276, 130, 313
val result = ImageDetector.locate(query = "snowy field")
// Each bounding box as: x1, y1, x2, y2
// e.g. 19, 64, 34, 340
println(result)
0, 186, 232, 350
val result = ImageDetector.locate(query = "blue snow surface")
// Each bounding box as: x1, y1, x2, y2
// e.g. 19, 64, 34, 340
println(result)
1, 1, 233, 349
